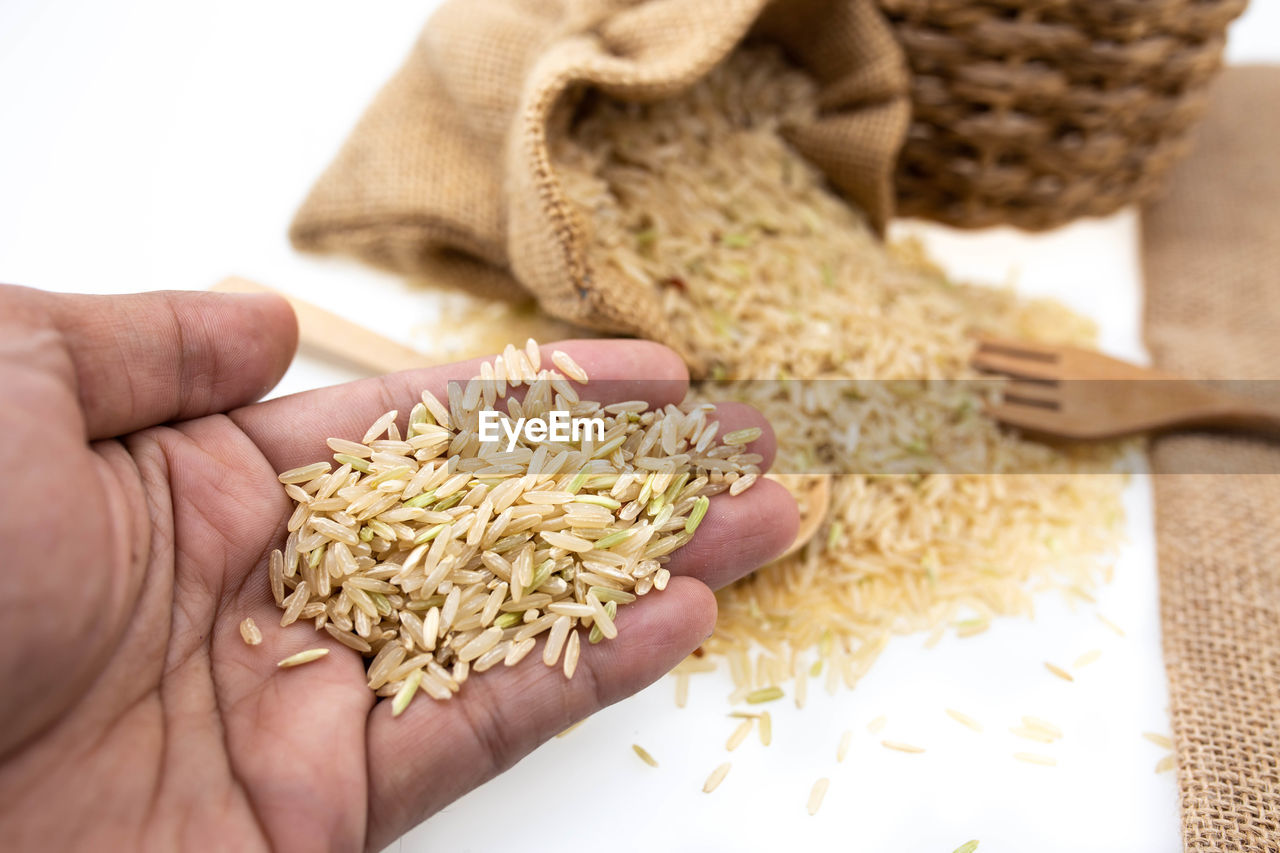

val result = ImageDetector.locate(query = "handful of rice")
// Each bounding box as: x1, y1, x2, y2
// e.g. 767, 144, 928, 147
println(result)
269, 343, 759, 713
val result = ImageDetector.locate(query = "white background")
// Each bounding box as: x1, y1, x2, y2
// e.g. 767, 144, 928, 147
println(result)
2, 2, 1276, 850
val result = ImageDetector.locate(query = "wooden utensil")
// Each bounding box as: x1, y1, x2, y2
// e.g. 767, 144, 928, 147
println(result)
971, 336, 1280, 440
212, 277, 432, 375
770, 474, 831, 560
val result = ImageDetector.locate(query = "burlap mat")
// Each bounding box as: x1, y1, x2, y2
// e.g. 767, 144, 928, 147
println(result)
289, 0, 909, 357
1143, 66, 1280, 852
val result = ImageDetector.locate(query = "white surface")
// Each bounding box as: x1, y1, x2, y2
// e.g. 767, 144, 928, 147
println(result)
1, 2, 1275, 850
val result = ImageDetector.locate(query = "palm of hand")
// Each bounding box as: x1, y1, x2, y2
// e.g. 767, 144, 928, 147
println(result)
0, 287, 796, 852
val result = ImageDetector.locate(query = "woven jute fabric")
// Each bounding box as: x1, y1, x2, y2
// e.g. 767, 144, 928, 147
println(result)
881, 0, 1247, 230
291, 0, 910, 352
1143, 66, 1280, 852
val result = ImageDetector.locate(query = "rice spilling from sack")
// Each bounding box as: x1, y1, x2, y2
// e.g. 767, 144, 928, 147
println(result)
270, 344, 759, 712
551, 47, 1127, 695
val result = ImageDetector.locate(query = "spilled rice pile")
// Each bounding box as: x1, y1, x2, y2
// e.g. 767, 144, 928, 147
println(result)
546, 46, 1129, 700
268, 343, 760, 713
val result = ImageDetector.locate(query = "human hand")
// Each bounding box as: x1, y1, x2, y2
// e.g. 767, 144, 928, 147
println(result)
0, 285, 798, 851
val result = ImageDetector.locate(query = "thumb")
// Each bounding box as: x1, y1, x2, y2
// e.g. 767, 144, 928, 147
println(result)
17, 286, 298, 439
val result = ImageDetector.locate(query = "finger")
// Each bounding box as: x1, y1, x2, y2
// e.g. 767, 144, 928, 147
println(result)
665, 476, 799, 590
231, 339, 690, 472
362, 576, 715, 850
661, 401, 796, 588
32, 287, 299, 439
699, 400, 777, 470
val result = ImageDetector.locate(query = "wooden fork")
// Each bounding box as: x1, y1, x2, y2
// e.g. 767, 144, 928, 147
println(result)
971, 337, 1280, 440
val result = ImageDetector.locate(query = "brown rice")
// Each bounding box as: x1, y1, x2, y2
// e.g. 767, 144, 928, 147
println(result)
703, 762, 732, 794
550, 46, 1128, 703
239, 617, 262, 646
265, 342, 758, 714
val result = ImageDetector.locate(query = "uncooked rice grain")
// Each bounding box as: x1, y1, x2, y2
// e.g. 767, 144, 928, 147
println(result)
240, 617, 262, 646
703, 762, 732, 793
675, 673, 689, 708
1074, 649, 1103, 668
278, 462, 331, 485
278, 648, 329, 668
946, 709, 983, 733
551, 350, 588, 384
726, 718, 753, 752
1155, 754, 1176, 773
632, 744, 659, 767
265, 343, 757, 707
1014, 752, 1057, 767
548, 45, 1128, 705
1098, 614, 1127, 637
881, 740, 924, 754
1023, 716, 1063, 739
392, 670, 422, 717
1143, 732, 1174, 750
1010, 726, 1056, 744
807, 778, 830, 816
745, 686, 784, 704
837, 730, 852, 762
1045, 662, 1075, 682
563, 630, 581, 679
362, 410, 398, 444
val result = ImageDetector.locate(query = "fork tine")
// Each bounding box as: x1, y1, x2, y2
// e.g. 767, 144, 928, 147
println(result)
975, 336, 1062, 361
986, 402, 1067, 434
971, 349, 1061, 382
1001, 381, 1060, 408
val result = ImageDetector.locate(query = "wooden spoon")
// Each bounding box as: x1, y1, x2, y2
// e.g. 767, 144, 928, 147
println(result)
768, 474, 832, 560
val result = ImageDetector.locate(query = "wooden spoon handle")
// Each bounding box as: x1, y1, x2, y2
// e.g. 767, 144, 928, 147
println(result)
211, 277, 430, 375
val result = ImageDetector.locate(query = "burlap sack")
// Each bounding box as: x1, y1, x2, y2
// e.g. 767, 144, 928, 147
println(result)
290, 0, 909, 357
1143, 66, 1280, 852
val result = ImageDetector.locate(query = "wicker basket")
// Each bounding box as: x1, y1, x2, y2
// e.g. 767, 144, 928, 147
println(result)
879, 0, 1248, 229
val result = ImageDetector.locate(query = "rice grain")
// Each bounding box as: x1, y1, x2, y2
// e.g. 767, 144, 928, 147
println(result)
1045, 662, 1075, 682
807, 778, 830, 816
563, 630, 581, 679
745, 686, 784, 704
277, 648, 329, 668
392, 669, 422, 717
946, 709, 983, 733
703, 762, 731, 794
1073, 649, 1103, 668
837, 730, 852, 762
632, 744, 659, 767
675, 672, 690, 708
726, 718, 753, 752
239, 617, 262, 646
881, 740, 924, 754
549, 45, 1128, 716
